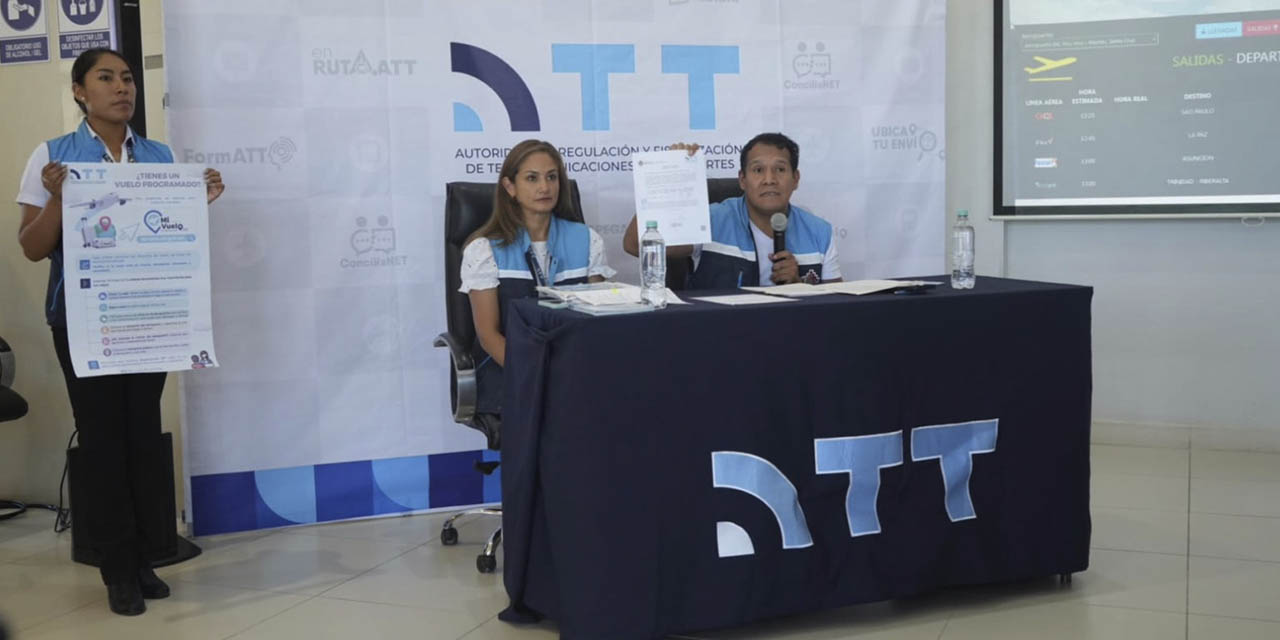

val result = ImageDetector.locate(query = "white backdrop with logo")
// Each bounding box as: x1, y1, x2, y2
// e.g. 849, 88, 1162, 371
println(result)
165, 0, 946, 536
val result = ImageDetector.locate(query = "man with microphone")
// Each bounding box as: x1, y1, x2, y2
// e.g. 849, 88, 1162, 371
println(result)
623, 132, 841, 288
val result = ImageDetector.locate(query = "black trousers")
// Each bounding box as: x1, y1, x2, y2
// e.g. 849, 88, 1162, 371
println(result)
52, 327, 168, 585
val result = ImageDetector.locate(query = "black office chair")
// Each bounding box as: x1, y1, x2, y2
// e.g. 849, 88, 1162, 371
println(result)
434, 181, 584, 574
665, 178, 744, 290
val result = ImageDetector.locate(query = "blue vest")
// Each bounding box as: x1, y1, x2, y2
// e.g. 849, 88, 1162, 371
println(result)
43, 121, 174, 326
688, 196, 833, 290
473, 216, 592, 415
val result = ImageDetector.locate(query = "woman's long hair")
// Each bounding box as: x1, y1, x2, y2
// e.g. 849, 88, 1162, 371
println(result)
467, 140, 576, 247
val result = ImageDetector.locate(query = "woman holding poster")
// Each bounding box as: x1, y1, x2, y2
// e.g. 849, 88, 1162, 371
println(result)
14, 48, 224, 616
459, 140, 614, 440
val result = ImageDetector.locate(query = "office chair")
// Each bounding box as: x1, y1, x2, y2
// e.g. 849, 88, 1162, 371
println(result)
707, 176, 744, 207
433, 181, 584, 574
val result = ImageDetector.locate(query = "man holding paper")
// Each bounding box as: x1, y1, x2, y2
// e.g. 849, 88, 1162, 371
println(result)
623, 132, 841, 288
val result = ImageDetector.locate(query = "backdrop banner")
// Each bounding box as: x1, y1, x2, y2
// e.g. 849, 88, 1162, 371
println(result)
165, 0, 946, 536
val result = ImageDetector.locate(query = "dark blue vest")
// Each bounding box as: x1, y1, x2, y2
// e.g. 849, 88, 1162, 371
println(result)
473, 216, 593, 415
688, 196, 833, 290
42, 121, 174, 326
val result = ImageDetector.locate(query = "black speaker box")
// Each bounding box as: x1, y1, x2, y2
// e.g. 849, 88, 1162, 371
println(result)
67, 432, 200, 567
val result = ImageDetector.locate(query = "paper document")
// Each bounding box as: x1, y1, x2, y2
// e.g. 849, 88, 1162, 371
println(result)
537, 282, 687, 307
692, 294, 798, 306
632, 149, 711, 246
745, 279, 930, 298
61, 163, 218, 377
741, 283, 841, 298
814, 280, 909, 296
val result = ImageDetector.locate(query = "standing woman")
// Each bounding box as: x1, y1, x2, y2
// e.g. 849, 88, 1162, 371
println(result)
14, 48, 224, 616
459, 140, 614, 435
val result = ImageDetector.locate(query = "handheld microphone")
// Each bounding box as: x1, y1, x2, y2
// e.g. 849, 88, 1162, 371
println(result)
769, 213, 788, 256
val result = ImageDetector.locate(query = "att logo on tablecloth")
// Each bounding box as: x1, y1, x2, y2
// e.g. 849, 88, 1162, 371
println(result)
712, 418, 998, 557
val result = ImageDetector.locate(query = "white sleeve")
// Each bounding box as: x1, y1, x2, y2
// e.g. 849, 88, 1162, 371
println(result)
458, 238, 500, 293
587, 228, 617, 279
822, 234, 842, 281
16, 144, 51, 208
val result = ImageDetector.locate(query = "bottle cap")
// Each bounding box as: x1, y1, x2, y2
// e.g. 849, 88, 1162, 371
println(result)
957, 209, 969, 219
645, 220, 658, 229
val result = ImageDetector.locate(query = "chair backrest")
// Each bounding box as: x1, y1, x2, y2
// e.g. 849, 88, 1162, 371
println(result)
442, 181, 584, 351
707, 177, 743, 205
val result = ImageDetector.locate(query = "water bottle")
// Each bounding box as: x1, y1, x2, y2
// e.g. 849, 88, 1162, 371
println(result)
950, 210, 976, 290
640, 220, 667, 308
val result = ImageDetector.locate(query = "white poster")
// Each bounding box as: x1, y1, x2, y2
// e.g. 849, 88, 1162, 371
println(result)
56, 0, 112, 59
61, 162, 217, 378
165, 0, 946, 536
0, 0, 50, 64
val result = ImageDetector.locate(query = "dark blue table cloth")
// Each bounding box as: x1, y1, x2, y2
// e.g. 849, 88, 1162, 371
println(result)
499, 276, 1093, 639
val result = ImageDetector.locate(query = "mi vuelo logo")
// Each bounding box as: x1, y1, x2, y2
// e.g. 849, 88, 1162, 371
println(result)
450, 42, 740, 132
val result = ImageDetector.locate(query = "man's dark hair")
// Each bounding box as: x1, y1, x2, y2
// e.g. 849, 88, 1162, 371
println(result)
739, 132, 800, 173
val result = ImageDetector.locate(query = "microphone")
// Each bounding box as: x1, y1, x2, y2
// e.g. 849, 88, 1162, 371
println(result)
769, 213, 788, 256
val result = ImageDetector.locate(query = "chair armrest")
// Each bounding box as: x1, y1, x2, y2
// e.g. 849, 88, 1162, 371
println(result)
434, 332, 477, 426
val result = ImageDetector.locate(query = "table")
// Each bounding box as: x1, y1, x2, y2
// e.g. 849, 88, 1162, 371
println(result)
498, 277, 1093, 639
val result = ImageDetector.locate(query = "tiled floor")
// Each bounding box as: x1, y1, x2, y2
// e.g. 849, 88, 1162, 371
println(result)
2, 445, 1279, 639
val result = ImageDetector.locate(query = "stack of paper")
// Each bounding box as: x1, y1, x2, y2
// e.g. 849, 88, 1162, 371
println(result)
536, 282, 685, 315
692, 293, 799, 306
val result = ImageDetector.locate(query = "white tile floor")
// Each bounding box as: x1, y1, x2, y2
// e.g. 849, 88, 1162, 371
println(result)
2, 445, 1279, 639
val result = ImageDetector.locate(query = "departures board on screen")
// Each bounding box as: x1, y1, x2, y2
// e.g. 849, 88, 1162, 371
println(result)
997, 0, 1280, 217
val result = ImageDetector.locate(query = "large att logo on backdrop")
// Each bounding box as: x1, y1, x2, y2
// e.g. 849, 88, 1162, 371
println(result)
450, 41, 740, 133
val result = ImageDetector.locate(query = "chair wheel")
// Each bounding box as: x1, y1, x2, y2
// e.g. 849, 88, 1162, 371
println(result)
441, 526, 459, 546
476, 554, 497, 573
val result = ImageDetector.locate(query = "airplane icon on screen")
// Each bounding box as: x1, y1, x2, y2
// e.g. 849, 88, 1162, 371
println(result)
1024, 56, 1077, 75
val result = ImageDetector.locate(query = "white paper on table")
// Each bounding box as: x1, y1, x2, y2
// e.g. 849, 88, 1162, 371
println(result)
539, 282, 640, 304
814, 279, 909, 296
740, 283, 841, 298
61, 163, 217, 377
538, 283, 688, 306
632, 149, 711, 246
691, 294, 799, 306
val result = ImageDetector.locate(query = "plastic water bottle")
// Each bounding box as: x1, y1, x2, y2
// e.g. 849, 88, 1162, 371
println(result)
950, 210, 976, 290
640, 220, 667, 308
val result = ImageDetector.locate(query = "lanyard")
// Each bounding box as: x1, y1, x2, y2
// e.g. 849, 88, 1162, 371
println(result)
525, 246, 550, 287
101, 139, 136, 163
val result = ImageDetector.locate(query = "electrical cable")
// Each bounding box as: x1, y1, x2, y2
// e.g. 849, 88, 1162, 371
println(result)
0, 431, 75, 532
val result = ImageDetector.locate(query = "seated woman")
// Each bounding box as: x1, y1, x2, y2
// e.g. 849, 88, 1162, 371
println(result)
459, 140, 614, 436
